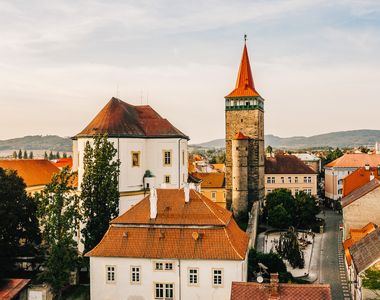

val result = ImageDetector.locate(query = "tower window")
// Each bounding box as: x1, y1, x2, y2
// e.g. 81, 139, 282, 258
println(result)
241, 119, 243, 122
246, 102, 249, 106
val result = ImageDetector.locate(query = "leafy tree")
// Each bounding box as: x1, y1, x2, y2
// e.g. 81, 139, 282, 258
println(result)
294, 191, 320, 229
18, 149, 22, 159
23, 150, 28, 159
276, 227, 305, 269
48, 151, 54, 160
248, 249, 291, 283
81, 135, 120, 255
12, 151, 17, 159
268, 204, 292, 229
266, 145, 273, 154
44, 151, 48, 160
56, 152, 60, 159
324, 147, 343, 166
361, 267, 380, 298
63, 152, 67, 158
0, 168, 40, 279
29, 151, 34, 159
36, 167, 81, 299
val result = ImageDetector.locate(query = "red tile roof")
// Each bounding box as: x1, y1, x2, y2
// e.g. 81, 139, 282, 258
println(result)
343, 167, 380, 197
226, 44, 260, 98
191, 172, 225, 188
0, 159, 59, 187
76, 97, 188, 139
230, 282, 332, 300
325, 153, 380, 168
265, 154, 316, 175
0, 279, 30, 300
341, 179, 380, 208
86, 189, 248, 260
53, 157, 73, 169
234, 132, 250, 140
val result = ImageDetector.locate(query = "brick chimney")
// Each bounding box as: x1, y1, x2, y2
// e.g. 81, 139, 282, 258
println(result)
269, 273, 279, 299
150, 187, 157, 219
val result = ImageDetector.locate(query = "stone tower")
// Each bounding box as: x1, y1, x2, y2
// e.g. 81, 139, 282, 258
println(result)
225, 39, 265, 220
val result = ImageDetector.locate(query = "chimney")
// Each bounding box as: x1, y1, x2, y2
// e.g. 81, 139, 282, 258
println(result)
184, 183, 190, 203
365, 164, 370, 171
270, 273, 279, 298
150, 187, 157, 219
370, 172, 375, 181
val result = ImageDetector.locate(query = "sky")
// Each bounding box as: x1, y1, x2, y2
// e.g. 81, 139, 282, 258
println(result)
0, 0, 380, 144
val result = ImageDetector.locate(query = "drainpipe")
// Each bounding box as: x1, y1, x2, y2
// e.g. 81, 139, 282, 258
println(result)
178, 259, 181, 300
178, 138, 182, 189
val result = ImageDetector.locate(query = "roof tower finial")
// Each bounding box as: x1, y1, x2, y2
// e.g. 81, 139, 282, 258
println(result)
244, 34, 247, 44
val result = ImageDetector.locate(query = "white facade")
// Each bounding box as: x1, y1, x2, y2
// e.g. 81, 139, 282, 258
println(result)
90, 256, 247, 300
73, 137, 188, 214
324, 168, 356, 200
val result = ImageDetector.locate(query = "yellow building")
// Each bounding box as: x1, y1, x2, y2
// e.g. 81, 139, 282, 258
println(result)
191, 172, 226, 208
265, 154, 317, 196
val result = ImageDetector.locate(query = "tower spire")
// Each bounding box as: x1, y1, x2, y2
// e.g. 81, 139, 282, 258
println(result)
225, 39, 260, 98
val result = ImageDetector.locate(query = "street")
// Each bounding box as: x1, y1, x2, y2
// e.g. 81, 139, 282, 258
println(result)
319, 209, 351, 300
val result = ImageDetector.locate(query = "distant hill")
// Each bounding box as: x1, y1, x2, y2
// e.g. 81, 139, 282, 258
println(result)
192, 130, 380, 149
0, 135, 72, 152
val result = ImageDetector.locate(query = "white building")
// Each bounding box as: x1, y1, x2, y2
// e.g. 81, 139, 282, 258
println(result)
72, 97, 189, 214
86, 187, 249, 300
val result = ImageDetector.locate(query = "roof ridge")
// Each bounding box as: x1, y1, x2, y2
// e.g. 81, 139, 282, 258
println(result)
223, 226, 244, 260
85, 226, 112, 257
198, 191, 230, 225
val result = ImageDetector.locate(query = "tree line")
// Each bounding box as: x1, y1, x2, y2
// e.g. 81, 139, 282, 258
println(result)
1, 135, 119, 299
12, 150, 70, 160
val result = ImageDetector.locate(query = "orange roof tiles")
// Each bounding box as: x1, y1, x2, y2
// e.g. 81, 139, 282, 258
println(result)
343, 167, 380, 197
86, 188, 248, 260
0, 278, 30, 300
325, 153, 380, 168
191, 172, 225, 188
343, 223, 377, 266
211, 163, 225, 172
0, 159, 59, 187
76, 97, 188, 139
234, 132, 250, 140
230, 282, 332, 300
111, 189, 230, 226
265, 154, 316, 175
226, 44, 260, 98
53, 157, 73, 169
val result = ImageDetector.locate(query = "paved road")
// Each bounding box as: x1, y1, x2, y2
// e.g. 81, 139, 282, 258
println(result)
319, 209, 351, 300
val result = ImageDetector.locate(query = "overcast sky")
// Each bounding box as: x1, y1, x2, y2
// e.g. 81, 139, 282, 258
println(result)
0, 0, 379, 143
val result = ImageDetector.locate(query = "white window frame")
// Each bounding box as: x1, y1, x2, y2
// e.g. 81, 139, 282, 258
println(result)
188, 268, 199, 286
295, 177, 298, 183
154, 261, 175, 272
106, 265, 116, 284
212, 268, 224, 287
266, 177, 271, 184
130, 266, 141, 284
154, 282, 174, 300
163, 150, 172, 166
288, 176, 292, 183
281, 177, 285, 184
307, 176, 312, 183
271, 177, 275, 183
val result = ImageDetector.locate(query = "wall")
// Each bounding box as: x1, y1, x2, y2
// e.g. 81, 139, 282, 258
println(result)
90, 256, 246, 300
325, 168, 356, 200
343, 187, 380, 239
264, 174, 318, 196
201, 187, 226, 208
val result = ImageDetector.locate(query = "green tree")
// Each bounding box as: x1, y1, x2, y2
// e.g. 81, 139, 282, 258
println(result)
294, 191, 320, 229
18, 149, 22, 159
81, 135, 120, 255
268, 204, 292, 229
23, 150, 28, 159
12, 151, 17, 159
276, 227, 305, 269
29, 151, 34, 159
324, 147, 344, 166
63, 152, 67, 158
248, 249, 291, 283
56, 152, 60, 159
0, 168, 40, 279
44, 151, 48, 160
266, 145, 273, 154
48, 151, 54, 160
361, 267, 380, 298
36, 167, 81, 299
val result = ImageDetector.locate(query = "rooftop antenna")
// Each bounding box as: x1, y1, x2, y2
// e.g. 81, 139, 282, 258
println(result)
244, 34, 247, 44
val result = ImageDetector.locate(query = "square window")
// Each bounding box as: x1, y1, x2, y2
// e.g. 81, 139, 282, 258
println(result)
163, 151, 172, 166
132, 151, 140, 167
165, 263, 173, 271
106, 265, 116, 283
131, 266, 141, 284
155, 262, 163, 271
212, 269, 223, 287
188, 268, 199, 285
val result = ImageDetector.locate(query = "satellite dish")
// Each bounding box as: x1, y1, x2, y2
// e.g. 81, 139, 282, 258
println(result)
257, 275, 264, 283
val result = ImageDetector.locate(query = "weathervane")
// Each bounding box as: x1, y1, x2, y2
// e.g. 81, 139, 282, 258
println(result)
244, 34, 247, 43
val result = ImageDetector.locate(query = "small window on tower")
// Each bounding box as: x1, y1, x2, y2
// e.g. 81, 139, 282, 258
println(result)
241, 119, 244, 122
246, 102, 249, 106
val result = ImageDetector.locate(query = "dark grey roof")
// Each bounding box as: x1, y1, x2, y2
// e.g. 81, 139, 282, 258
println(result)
350, 227, 380, 273
341, 179, 380, 208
